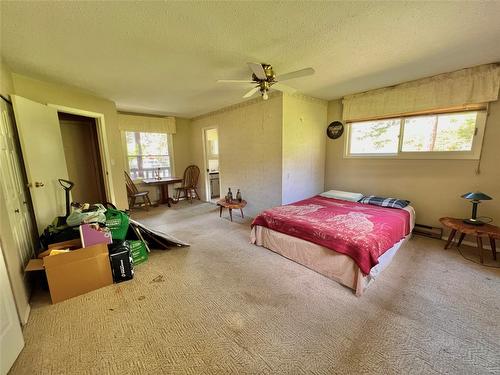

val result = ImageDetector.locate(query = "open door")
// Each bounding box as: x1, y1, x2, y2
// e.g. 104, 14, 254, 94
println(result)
0, 243, 24, 375
11, 95, 69, 234
203, 128, 220, 203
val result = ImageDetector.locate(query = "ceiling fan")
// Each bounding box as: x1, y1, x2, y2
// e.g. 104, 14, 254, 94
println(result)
217, 62, 315, 100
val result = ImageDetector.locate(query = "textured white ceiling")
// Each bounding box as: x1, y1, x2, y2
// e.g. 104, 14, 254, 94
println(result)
2, 2, 500, 117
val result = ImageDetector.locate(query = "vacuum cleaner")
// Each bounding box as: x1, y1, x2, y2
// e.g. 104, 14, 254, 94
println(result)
56, 178, 75, 226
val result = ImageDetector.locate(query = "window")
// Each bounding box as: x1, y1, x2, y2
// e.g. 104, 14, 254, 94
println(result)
402, 112, 476, 152
125, 131, 172, 179
346, 110, 486, 159
348, 119, 401, 155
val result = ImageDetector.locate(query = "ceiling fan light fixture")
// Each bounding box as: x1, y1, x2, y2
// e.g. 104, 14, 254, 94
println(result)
218, 62, 315, 101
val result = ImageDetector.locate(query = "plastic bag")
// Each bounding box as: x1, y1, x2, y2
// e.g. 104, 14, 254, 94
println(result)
66, 203, 107, 227
105, 207, 130, 240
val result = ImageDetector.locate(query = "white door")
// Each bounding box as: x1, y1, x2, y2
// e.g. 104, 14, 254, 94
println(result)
11, 95, 69, 234
0, 242, 25, 375
0, 100, 36, 267
0, 99, 35, 324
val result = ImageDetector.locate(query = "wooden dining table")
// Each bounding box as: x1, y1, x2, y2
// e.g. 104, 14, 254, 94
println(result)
142, 177, 183, 207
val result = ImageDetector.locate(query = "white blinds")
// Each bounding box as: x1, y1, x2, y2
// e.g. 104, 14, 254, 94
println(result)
118, 113, 176, 134
342, 64, 500, 121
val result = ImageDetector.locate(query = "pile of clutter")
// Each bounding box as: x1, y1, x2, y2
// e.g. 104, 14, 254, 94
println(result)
26, 201, 188, 304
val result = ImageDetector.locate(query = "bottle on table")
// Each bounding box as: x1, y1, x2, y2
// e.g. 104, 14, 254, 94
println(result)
236, 189, 242, 202
227, 188, 233, 202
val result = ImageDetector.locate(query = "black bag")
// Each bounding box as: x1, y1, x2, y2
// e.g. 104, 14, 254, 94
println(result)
108, 241, 134, 283
39, 223, 80, 251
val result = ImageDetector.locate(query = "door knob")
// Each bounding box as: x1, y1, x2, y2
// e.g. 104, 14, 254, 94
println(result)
14, 209, 19, 213
35, 181, 44, 187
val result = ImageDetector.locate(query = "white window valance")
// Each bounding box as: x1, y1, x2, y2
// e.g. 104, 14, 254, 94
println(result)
118, 113, 176, 134
342, 64, 500, 121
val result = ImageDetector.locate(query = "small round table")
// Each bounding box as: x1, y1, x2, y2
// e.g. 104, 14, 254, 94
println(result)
439, 217, 499, 263
217, 199, 247, 222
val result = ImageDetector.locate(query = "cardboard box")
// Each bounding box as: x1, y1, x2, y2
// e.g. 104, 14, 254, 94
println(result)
25, 239, 113, 304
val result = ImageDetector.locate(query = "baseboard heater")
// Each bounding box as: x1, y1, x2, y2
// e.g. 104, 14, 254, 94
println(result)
412, 223, 443, 239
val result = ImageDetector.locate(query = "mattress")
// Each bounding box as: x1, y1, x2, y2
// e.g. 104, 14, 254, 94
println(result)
252, 196, 413, 274
251, 205, 415, 296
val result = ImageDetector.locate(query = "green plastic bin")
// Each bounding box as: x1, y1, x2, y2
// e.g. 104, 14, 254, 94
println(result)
128, 240, 148, 265
105, 208, 130, 240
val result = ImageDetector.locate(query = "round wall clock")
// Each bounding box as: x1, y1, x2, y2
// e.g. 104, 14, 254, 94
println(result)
326, 121, 344, 139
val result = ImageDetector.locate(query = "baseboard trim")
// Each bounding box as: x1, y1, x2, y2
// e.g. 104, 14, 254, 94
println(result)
439, 235, 496, 252
21, 303, 31, 326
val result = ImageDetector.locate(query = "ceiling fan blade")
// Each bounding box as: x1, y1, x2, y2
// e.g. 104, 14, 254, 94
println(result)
247, 62, 267, 80
243, 86, 260, 98
276, 67, 315, 82
217, 79, 255, 83
271, 83, 297, 95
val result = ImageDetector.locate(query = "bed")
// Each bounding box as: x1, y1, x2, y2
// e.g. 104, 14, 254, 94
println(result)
250, 195, 415, 296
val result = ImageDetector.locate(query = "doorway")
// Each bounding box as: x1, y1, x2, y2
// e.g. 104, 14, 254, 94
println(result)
58, 113, 107, 204
203, 128, 220, 203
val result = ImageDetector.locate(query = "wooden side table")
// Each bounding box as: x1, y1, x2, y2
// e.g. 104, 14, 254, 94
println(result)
217, 199, 247, 222
439, 217, 499, 263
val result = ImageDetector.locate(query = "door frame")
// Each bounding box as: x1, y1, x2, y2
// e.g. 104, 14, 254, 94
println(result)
201, 126, 218, 202
47, 104, 116, 205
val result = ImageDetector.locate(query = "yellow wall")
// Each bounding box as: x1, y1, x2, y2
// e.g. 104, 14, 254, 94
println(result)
189, 92, 328, 217
325, 97, 500, 226
190, 94, 283, 217
282, 94, 327, 204
11, 74, 129, 209
172, 117, 193, 178
0, 58, 14, 97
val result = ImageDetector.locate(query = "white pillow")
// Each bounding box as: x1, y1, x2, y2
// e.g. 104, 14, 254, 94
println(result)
320, 190, 364, 202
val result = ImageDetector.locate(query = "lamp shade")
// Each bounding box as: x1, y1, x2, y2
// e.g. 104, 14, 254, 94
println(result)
461, 192, 492, 201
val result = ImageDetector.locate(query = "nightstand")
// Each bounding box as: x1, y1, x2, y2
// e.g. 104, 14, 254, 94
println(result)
439, 217, 499, 263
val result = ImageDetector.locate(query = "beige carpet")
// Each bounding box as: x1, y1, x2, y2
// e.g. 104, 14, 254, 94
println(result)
10, 201, 500, 374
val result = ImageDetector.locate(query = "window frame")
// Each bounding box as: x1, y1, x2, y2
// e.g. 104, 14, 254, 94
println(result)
122, 131, 175, 181
344, 109, 487, 160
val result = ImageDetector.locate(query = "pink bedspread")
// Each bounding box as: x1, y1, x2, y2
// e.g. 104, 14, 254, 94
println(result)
251, 196, 411, 275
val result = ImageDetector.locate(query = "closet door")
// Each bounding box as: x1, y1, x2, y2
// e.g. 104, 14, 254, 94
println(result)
11, 95, 69, 234
0, 242, 25, 375
0, 100, 35, 264
0, 98, 35, 324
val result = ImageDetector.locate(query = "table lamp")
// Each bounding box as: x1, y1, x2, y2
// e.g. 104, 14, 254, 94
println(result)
461, 192, 492, 225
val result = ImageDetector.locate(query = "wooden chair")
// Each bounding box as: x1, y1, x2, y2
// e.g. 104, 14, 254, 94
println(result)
124, 171, 153, 209
174, 165, 201, 203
